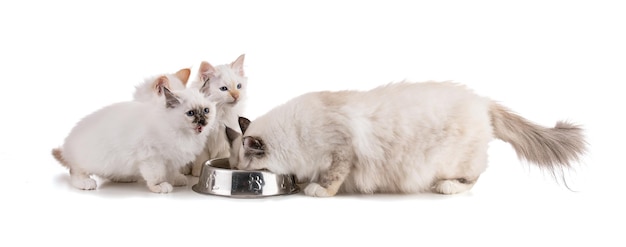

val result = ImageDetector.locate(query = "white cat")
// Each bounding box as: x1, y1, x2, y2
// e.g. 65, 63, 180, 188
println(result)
187, 54, 247, 176
133, 68, 191, 102
52, 76, 217, 193
226, 81, 587, 197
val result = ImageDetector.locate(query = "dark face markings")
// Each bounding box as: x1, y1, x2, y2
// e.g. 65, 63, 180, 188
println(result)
187, 106, 210, 126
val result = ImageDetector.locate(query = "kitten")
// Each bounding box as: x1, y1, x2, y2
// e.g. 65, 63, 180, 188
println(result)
226, 81, 587, 197
133, 68, 191, 102
187, 54, 247, 176
52, 76, 216, 193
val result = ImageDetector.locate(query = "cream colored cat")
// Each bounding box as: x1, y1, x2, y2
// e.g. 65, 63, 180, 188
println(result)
226, 81, 587, 197
187, 54, 247, 176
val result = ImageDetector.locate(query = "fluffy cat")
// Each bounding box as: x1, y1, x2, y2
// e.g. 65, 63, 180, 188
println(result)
226, 81, 587, 197
133, 68, 191, 102
187, 54, 247, 176
52, 76, 216, 193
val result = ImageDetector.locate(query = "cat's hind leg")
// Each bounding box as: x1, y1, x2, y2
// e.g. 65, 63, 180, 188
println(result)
69, 169, 97, 190
139, 161, 173, 193
304, 151, 352, 197
432, 177, 479, 195
52, 148, 97, 190
432, 140, 488, 195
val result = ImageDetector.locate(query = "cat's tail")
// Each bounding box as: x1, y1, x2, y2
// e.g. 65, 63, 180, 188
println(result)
52, 148, 71, 169
489, 102, 587, 171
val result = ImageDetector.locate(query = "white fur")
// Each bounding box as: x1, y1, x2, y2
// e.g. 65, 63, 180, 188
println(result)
236, 81, 496, 196
235, 81, 585, 197
188, 55, 247, 176
133, 73, 187, 103
54, 87, 216, 193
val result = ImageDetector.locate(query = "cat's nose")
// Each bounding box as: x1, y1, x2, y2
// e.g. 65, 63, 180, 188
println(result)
198, 119, 207, 126
230, 91, 239, 100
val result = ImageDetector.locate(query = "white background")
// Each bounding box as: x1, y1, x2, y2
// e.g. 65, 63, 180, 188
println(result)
1, 1, 624, 246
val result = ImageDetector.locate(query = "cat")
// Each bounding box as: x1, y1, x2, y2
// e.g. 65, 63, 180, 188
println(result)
225, 81, 587, 197
52, 75, 216, 193
133, 68, 191, 102
186, 54, 248, 176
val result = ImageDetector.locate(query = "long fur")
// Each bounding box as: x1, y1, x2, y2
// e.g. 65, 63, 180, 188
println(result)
231, 81, 587, 197
187, 54, 247, 176
53, 84, 216, 193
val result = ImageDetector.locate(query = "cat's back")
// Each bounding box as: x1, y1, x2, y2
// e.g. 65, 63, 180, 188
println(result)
67, 101, 156, 139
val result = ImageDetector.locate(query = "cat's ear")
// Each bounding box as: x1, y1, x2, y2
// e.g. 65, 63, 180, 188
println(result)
174, 68, 191, 86
230, 54, 245, 76
154, 76, 171, 96
199, 61, 216, 83
243, 136, 265, 156
163, 87, 180, 108
199, 77, 211, 96
238, 116, 251, 134
225, 126, 241, 147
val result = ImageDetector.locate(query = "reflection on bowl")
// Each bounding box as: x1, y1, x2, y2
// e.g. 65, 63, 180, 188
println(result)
192, 158, 300, 198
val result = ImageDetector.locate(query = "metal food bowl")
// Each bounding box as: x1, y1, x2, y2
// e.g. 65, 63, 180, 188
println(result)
192, 158, 300, 198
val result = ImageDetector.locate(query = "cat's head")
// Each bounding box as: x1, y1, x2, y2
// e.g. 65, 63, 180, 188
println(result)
159, 76, 216, 135
133, 68, 191, 102
196, 54, 247, 106
226, 116, 283, 173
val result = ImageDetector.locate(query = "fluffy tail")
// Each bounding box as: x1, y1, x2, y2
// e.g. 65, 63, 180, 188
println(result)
489, 102, 587, 171
52, 148, 71, 169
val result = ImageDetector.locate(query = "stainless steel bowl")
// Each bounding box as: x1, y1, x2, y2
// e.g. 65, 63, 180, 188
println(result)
192, 158, 300, 198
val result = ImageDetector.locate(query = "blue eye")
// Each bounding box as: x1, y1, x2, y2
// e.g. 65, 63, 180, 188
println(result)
219, 86, 228, 91
186, 110, 195, 116
236, 83, 242, 89
203, 108, 210, 114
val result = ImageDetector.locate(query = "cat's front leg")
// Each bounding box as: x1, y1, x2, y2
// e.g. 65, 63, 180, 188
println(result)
304, 151, 352, 197
191, 149, 210, 177
170, 172, 188, 187
139, 162, 173, 193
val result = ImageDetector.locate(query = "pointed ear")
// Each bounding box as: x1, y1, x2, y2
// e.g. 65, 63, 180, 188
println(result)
225, 126, 241, 147
154, 76, 170, 96
243, 136, 265, 156
199, 61, 216, 83
230, 54, 245, 76
199, 76, 211, 96
163, 87, 180, 108
238, 116, 251, 134
174, 68, 191, 87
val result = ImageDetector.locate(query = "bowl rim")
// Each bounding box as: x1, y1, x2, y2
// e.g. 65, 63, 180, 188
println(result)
192, 158, 300, 198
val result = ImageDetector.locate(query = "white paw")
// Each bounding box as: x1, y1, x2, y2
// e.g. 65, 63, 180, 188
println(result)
71, 177, 97, 190
171, 173, 188, 187
148, 182, 173, 193
432, 180, 472, 195
304, 183, 331, 197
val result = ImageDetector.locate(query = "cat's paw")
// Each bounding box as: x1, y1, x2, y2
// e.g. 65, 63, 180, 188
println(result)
71, 177, 97, 190
191, 163, 203, 177
171, 173, 188, 187
304, 183, 332, 197
180, 164, 192, 175
148, 182, 173, 193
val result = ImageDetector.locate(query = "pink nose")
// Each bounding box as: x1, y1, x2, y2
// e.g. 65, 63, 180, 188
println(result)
230, 91, 239, 100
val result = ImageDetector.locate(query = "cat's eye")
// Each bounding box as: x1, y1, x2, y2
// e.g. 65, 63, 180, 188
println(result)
186, 110, 195, 116
236, 83, 242, 89
203, 108, 210, 114
219, 86, 228, 91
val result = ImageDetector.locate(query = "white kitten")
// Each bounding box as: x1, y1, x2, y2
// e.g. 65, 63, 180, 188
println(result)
226, 81, 587, 197
133, 68, 191, 102
187, 54, 247, 176
52, 76, 216, 193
